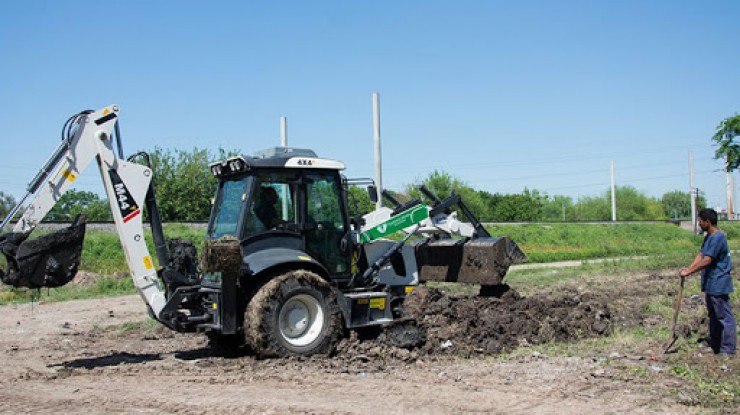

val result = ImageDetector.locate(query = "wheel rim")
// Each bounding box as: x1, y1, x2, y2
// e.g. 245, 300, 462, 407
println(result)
278, 293, 325, 347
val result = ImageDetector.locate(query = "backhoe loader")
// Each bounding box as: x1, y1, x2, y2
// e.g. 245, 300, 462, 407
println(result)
0, 105, 526, 357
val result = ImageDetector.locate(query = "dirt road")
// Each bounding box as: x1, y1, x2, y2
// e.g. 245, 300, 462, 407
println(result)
0, 275, 703, 414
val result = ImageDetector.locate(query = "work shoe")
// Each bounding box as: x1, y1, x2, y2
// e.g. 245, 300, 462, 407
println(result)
697, 337, 722, 354
717, 352, 735, 360
698, 346, 714, 354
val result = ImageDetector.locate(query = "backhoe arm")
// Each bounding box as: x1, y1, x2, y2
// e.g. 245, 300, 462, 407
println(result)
0, 105, 168, 317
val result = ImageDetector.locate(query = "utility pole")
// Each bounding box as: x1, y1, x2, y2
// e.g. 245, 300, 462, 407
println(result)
689, 151, 696, 229
726, 155, 733, 220
610, 160, 617, 222
562, 200, 565, 222
280, 116, 288, 220
694, 187, 702, 234
373, 92, 383, 209
280, 116, 288, 147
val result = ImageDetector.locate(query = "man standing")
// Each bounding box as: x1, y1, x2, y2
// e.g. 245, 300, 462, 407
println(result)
680, 208, 736, 357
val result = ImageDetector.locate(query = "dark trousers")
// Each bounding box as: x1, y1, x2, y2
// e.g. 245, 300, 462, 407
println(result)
706, 293, 737, 354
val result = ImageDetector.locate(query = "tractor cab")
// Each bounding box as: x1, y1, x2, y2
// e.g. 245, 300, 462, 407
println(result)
207, 148, 352, 277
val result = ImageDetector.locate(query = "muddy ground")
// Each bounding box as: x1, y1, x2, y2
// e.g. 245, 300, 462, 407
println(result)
0, 271, 735, 414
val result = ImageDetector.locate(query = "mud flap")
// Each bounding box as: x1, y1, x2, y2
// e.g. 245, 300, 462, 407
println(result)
414, 237, 527, 285
0, 216, 86, 288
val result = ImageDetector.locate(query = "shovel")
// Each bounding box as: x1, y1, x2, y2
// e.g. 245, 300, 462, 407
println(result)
663, 274, 685, 354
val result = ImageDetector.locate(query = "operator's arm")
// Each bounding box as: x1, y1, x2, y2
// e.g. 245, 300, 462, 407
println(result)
679, 253, 712, 277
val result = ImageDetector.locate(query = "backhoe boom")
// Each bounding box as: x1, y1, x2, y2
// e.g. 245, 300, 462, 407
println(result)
0, 105, 168, 317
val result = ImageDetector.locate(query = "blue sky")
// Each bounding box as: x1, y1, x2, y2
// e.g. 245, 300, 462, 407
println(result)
1, 1, 739, 210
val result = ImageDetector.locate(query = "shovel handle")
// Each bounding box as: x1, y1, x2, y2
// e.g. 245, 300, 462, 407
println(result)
664, 274, 685, 353
669, 275, 685, 336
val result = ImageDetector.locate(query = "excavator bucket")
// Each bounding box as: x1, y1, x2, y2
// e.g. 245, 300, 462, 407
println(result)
0, 216, 86, 288
414, 236, 527, 285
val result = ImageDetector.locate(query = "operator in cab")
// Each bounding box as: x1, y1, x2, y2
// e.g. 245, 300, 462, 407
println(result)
255, 186, 284, 229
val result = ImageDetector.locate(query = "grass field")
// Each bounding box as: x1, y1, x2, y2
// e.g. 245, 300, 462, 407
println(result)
1, 221, 739, 304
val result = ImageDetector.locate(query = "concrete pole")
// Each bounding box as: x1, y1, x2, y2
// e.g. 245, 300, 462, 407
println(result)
610, 160, 617, 222
373, 92, 383, 209
280, 116, 288, 220
726, 155, 733, 220
561, 201, 565, 222
734, 129, 738, 221
689, 151, 696, 228
280, 116, 288, 147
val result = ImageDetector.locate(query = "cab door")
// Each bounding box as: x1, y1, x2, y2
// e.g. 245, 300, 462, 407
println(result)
303, 172, 350, 275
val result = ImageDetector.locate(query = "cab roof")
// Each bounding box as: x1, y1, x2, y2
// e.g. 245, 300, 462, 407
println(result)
209, 147, 345, 178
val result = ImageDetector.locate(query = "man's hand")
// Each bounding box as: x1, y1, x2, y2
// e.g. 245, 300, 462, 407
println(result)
679, 267, 692, 277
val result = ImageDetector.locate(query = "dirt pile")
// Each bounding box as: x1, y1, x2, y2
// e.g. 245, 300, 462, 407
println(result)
334, 285, 611, 363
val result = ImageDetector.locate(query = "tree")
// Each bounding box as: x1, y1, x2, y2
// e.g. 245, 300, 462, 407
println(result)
568, 186, 665, 221
149, 147, 233, 221
479, 188, 544, 222
712, 114, 740, 171
607, 186, 666, 220
0, 191, 16, 220
404, 170, 487, 220
571, 194, 611, 221
346, 185, 375, 218
46, 190, 111, 221
540, 194, 574, 221
662, 190, 707, 220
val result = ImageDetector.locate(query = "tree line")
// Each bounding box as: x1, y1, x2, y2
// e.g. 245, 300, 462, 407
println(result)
1, 112, 736, 224
0, 148, 708, 223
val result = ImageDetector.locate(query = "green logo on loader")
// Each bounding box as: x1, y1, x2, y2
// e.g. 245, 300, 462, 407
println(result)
360, 204, 429, 243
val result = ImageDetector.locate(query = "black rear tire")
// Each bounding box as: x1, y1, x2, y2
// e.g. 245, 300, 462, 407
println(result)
245, 270, 342, 357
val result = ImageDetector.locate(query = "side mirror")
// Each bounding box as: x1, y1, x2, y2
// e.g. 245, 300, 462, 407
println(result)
367, 185, 378, 204
339, 231, 354, 255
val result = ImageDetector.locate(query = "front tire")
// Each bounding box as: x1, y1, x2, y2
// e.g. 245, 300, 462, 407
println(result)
245, 270, 342, 357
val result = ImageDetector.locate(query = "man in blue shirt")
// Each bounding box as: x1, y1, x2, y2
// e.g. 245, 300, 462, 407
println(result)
680, 208, 736, 357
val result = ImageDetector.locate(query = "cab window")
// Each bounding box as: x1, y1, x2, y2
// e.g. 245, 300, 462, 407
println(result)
209, 177, 250, 238
243, 172, 297, 237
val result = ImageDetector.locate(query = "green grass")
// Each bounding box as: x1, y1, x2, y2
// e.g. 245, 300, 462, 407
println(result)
0, 276, 135, 305
80, 224, 205, 274
0, 221, 735, 304
504, 251, 689, 293
0, 224, 202, 305
487, 222, 704, 263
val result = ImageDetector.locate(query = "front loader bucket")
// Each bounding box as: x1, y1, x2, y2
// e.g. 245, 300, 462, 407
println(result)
414, 237, 527, 285
0, 217, 86, 288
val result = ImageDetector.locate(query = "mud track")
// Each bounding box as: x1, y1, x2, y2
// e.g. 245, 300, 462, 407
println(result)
0, 272, 705, 414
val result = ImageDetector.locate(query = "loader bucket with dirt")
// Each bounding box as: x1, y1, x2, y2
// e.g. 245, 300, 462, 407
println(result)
414, 236, 527, 286
0, 216, 86, 288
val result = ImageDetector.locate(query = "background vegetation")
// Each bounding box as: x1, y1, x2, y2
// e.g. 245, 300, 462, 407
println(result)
0, 148, 710, 224
5, 221, 740, 305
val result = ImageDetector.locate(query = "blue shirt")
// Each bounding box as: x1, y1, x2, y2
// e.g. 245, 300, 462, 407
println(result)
700, 230, 734, 295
